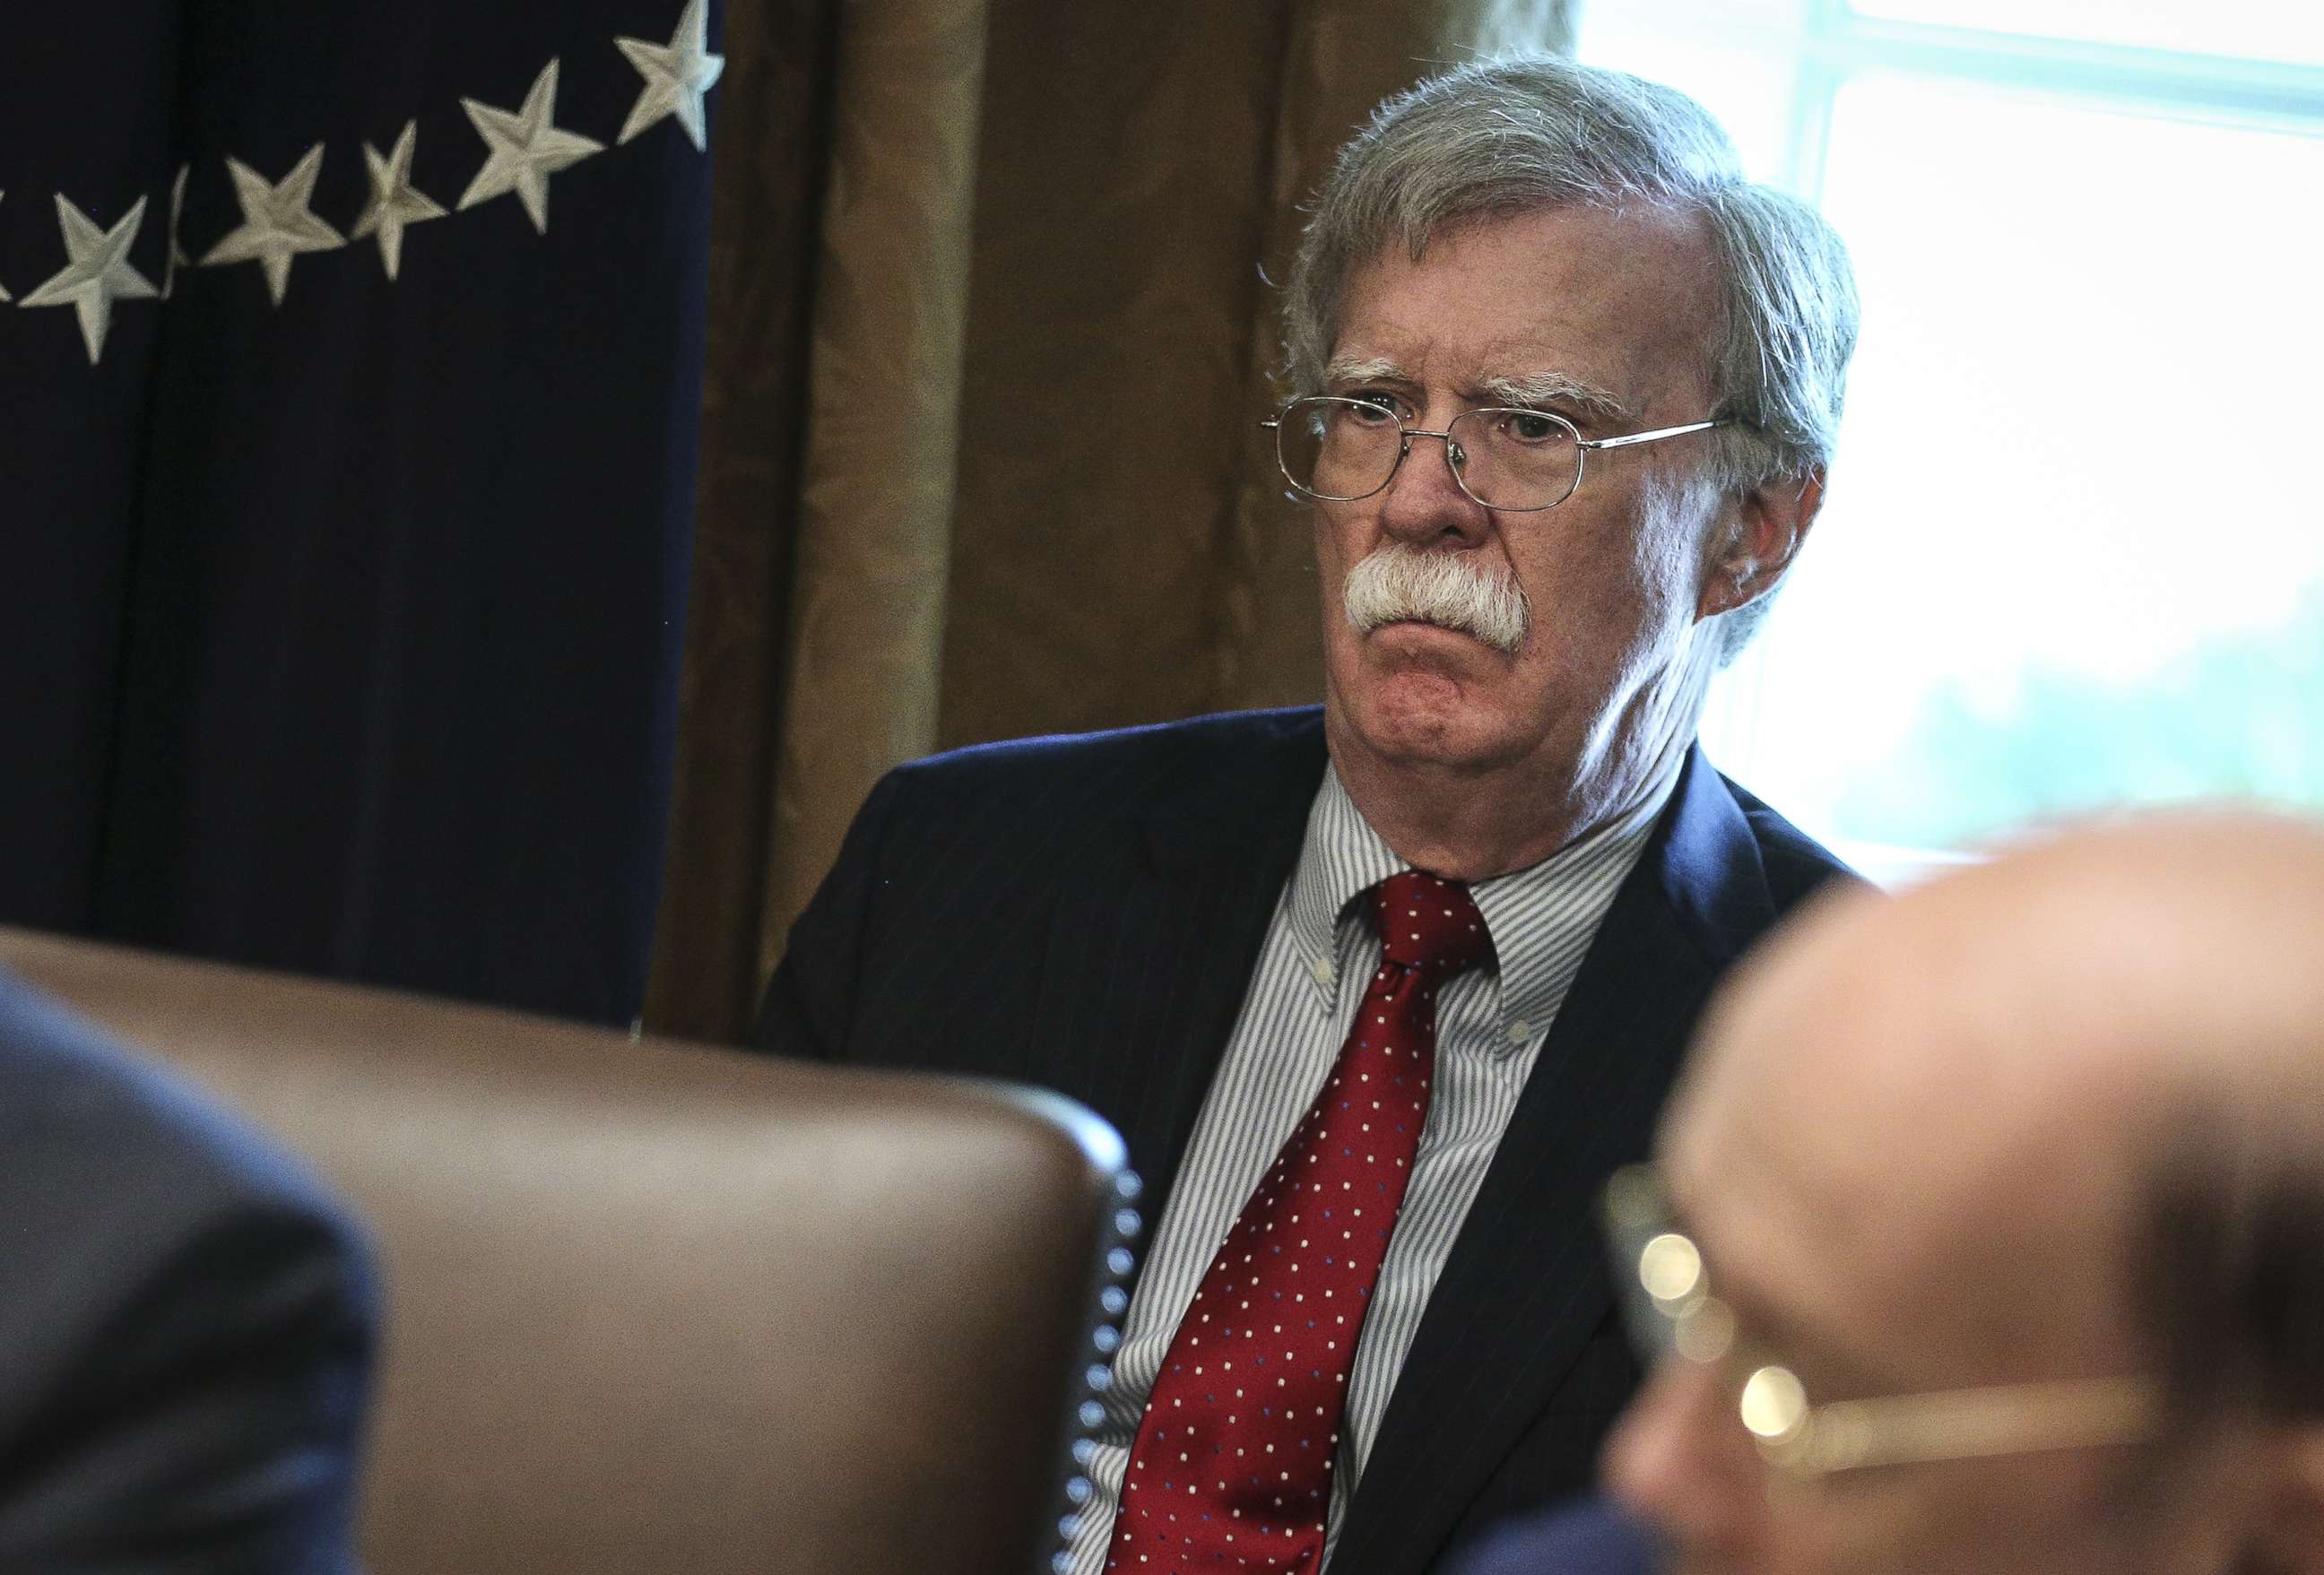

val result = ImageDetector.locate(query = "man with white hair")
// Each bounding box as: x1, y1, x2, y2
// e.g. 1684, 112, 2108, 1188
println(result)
757, 55, 1859, 1575
1586, 809, 2324, 1575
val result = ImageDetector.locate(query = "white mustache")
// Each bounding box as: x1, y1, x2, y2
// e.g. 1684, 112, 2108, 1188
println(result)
1342, 542, 1529, 655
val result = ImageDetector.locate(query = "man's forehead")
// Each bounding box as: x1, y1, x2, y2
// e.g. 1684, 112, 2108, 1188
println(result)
1661, 884, 2167, 1378
1673, 897, 2128, 1199
1665, 1085, 2140, 1396
1328, 205, 1722, 414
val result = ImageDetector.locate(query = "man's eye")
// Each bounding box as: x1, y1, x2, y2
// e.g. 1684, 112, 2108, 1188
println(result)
1501, 411, 1570, 443
1343, 397, 1402, 425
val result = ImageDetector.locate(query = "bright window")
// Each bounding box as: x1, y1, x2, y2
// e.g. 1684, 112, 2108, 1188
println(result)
1577, 1, 2324, 872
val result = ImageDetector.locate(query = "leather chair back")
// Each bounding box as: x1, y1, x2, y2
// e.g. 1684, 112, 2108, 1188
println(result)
1, 929, 1129, 1575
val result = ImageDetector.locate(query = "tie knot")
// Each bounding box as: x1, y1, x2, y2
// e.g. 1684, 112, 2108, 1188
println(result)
1373, 870, 1491, 977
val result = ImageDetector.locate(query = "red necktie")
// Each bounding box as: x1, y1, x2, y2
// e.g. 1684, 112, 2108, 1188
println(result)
1105, 870, 1491, 1573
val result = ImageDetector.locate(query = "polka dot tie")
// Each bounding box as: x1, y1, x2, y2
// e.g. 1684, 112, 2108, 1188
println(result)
1104, 871, 1492, 1573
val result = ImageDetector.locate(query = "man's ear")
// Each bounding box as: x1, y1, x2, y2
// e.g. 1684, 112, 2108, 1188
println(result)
2249, 1424, 2324, 1574
1696, 469, 1825, 622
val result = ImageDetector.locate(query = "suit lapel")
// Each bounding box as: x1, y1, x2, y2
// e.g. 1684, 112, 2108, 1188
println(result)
1026, 712, 1327, 1234
1331, 750, 1773, 1574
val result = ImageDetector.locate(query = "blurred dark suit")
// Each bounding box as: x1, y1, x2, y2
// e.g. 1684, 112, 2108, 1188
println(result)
0, 971, 376, 1571
1442, 1498, 1664, 1575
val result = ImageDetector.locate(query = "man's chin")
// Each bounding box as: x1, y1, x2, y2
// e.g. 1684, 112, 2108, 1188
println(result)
1322, 621, 1538, 772
1339, 669, 1519, 773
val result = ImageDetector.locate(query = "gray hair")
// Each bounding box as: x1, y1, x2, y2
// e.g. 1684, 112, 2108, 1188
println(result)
1283, 56, 1860, 657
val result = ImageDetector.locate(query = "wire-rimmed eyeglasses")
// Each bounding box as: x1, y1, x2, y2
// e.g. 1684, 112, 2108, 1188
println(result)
1600, 1165, 2163, 1481
1260, 394, 1727, 513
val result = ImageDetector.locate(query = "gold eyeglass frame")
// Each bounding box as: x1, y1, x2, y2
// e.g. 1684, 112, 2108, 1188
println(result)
1600, 1165, 2164, 1480
1259, 394, 1727, 513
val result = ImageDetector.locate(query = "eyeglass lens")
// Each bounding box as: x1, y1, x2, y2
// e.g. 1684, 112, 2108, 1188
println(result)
1277, 397, 1582, 510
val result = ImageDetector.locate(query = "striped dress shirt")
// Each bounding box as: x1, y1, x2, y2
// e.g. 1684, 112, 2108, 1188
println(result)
1067, 759, 1678, 1572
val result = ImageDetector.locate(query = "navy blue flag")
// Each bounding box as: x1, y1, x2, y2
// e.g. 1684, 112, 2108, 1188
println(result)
2, 4, 718, 1024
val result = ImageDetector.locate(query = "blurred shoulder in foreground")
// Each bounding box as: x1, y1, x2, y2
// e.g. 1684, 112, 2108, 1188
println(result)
0, 970, 376, 1573
1442, 1496, 1663, 1575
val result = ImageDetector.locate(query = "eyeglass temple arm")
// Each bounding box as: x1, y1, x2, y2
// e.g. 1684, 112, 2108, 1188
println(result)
1775, 1375, 2162, 1475
1261, 414, 1724, 442
1580, 417, 1727, 453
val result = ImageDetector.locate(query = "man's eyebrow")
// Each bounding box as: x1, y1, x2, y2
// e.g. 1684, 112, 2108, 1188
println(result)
1479, 370, 1630, 425
1320, 356, 1409, 390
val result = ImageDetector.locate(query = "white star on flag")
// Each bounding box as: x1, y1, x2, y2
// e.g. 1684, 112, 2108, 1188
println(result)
20, 193, 160, 365
458, 59, 604, 234
163, 165, 191, 299
351, 121, 448, 281
616, 0, 725, 151
201, 143, 348, 306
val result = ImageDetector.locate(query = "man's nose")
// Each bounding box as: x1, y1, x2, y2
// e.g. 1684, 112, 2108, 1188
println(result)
1601, 1358, 1769, 1566
1375, 425, 1492, 546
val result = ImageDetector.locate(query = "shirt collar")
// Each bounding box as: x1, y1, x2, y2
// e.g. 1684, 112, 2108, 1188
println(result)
1284, 759, 1683, 1056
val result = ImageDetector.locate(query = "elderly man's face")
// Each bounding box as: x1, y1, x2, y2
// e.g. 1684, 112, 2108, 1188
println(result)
1600, 899, 2265, 1575
1311, 203, 1734, 792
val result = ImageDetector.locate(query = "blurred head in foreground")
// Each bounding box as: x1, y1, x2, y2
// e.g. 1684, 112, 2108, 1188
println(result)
1601, 809, 2324, 1575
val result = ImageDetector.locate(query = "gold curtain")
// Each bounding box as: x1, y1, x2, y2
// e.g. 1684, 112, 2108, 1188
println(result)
646, 0, 1578, 1043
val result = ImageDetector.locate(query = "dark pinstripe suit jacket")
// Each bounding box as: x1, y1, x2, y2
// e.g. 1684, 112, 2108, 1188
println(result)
755, 705, 1849, 1575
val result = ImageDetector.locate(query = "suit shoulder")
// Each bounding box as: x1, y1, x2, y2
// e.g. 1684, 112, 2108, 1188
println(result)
0, 976, 367, 1258
1721, 775, 1860, 906
885, 706, 1325, 817
0, 975, 373, 1571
